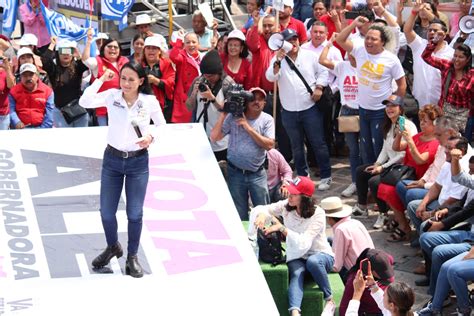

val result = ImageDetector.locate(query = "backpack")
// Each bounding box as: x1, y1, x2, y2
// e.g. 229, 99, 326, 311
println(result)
257, 228, 286, 266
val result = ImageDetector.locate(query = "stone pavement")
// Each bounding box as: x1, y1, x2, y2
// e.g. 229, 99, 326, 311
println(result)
311, 156, 443, 312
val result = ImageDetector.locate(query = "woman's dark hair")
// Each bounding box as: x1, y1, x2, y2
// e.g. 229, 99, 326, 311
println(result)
99, 38, 122, 59
454, 43, 472, 73
385, 282, 415, 316
312, 0, 328, 10
368, 25, 388, 44
416, 1, 438, 25
53, 49, 77, 89
120, 62, 153, 95
382, 105, 405, 139
132, 34, 145, 45
224, 38, 249, 59
285, 196, 316, 218
469, 155, 474, 164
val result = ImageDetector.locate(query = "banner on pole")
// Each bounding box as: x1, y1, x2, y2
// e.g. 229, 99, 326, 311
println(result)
0, 0, 18, 35
101, 0, 135, 31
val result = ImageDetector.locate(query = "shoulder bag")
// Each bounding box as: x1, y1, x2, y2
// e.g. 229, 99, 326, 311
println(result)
257, 228, 286, 266
61, 99, 88, 124
380, 164, 416, 186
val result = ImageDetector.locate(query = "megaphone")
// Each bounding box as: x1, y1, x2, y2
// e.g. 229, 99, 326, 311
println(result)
268, 33, 293, 53
459, 15, 474, 34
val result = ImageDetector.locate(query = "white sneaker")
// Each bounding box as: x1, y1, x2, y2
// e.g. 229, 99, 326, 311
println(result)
373, 213, 389, 229
318, 177, 332, 191
321, 300, 336, 316
352, 203, 368, 217
341, 183, 357, 197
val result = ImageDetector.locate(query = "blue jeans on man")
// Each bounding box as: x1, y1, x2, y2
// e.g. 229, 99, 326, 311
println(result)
227, 163, 270, 221
359, 107, 385, 164
100, 149, 149, 255
407, 199, 440, 234
287, 252, 335, 312
281, 106, 331, 179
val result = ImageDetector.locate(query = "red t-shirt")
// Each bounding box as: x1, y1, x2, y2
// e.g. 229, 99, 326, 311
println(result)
404, 133, 440, 179
0, 70, 9, 116
221, 54, 253, 90
280, 17, 308, 44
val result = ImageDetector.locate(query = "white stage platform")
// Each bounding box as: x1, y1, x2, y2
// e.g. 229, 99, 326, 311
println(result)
0, 124, 278, 316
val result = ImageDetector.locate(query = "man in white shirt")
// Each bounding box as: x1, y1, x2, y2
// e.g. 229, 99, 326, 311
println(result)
403, 6, 454, 108
336, 16, 406, 164
266, 28, 332, 191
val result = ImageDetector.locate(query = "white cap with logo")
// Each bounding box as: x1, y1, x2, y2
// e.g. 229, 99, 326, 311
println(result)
20, 63, 37, 74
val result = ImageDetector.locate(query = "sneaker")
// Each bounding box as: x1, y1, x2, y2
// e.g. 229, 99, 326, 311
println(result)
373, 213, 389, 229
417, 303, 441, 316
341, 183, 357, 197
321, 300, 336, 316
318, 177, 332, 191
352, 203, 368, 217
456, 308, 472, 316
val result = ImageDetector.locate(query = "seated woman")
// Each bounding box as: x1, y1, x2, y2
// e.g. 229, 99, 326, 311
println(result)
378, 105, 441, 242
249, 176, 335, 316
352, 95, 417, 229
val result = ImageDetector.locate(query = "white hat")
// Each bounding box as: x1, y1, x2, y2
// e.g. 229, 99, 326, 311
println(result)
56, 39, 77, 50
144, 35, 168, 52
19, 33, 38, 46
20, 63, 37, 74
283, 0, 294, 8
135, 14, 153, 26
321, 197, 352, 218
95, 32, 109, 41
17, 47, 34, 58
227, 30, 246, 42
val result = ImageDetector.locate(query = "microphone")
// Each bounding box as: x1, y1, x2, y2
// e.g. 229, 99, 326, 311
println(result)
131, 120, 143, 138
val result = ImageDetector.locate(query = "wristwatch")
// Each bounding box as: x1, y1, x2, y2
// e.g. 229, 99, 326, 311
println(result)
279, 225, 286, 233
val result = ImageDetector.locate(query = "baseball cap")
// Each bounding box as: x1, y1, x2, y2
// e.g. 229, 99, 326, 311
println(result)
144, 35, 168, 53
19, 33, 38, 46
382, 95, 404, 107
20, 63, 37, 74
227, 30, 246, 42
17, 47, 34, 58
366, 249, 394, 281
283, 0, 294, 8
281, 28, 298, 41
286, 176, 314, 197
249, 87, 267, 98
56, 39, 77, 51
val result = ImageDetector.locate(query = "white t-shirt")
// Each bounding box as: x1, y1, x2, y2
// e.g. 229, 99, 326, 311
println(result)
409, 36, 454, 108
333, 61, 359, 109
196, 89, 228, 152
351, 44, 405, 110
436, 162, 469, 205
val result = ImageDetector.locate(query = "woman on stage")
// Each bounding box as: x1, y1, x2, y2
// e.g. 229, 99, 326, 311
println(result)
79, 63, 166, 278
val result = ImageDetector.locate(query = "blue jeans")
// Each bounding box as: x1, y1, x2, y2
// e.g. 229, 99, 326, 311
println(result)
53, 107, 89, 128
359, 107, 385, 164
407, 199, 440, 234
281, 106, 331, 178
340, 106, 363, 182
395, 180, 428, 209
432, 251, 474, 313
464, 116, 474, 143
287, 252, 335, 312
227, 164, 270, 221
100, 149, 149, 255
97, 115, 108, 126
0, 114, 10, 130
420, 230, 474, 295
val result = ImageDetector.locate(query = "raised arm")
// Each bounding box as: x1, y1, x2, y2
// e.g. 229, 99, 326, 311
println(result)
79, 69, 115, 109
82, 28, 93, 62
319, 34, 337, 70
403, 0, 422, 44
336, 16, 367, 53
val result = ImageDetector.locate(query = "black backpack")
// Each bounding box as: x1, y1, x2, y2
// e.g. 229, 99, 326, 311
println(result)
257, 228, 286, 266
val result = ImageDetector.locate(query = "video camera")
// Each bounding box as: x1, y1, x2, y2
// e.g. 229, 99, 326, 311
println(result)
223, 84, 254, 118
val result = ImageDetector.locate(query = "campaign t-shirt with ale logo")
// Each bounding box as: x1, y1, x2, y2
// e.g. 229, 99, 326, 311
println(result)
333, 61, 358, 109
351, 43, 405, 110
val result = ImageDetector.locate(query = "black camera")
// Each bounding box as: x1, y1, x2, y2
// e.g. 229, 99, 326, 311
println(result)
198, 79, 209, 93
223, 84, 254, 118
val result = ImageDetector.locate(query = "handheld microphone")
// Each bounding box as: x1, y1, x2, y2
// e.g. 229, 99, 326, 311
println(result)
131, 120, 143, 138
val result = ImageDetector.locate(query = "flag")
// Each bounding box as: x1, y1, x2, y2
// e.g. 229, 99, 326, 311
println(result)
0, 0, 18, 35
101, 0, 135, 31
40, 2, 97, 42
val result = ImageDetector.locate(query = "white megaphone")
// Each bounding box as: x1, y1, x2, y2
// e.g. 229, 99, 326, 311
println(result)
268, 33, 293, 53
459, 15, 474, 34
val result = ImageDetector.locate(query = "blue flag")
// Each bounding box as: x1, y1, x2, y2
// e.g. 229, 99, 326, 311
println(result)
40, 2, 97, 41
101, 0, 135, 31
1, 0, 18, 36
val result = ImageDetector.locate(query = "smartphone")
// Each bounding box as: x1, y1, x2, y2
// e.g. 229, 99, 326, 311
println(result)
398, 116, 406, 132
360, 258, 370, 277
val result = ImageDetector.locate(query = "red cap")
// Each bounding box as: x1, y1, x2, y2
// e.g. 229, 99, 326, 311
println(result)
286, 176, 314, 197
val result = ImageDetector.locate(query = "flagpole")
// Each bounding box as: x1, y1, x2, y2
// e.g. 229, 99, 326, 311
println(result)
168, 0, 173, 40
273, 11, 279, 126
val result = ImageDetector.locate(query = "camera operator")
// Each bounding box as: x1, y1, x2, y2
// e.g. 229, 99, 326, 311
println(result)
211, 87, 275, 221
186, 50, 235, 161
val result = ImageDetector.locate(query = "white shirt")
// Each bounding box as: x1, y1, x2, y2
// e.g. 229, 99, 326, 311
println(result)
408, 35, 454, 108
79, 79, 166, 152
333, 61, 359, 109
265, 48, 329, 112
196, 89, 228, 152
436, 162, 469, 205
376, 119, 418, 169
248, 200, 334, 262
301, 40, 343, 93
351, 43, 405, 111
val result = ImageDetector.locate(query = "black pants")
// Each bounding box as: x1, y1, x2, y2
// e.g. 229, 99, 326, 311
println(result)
355, 164, 388, 213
